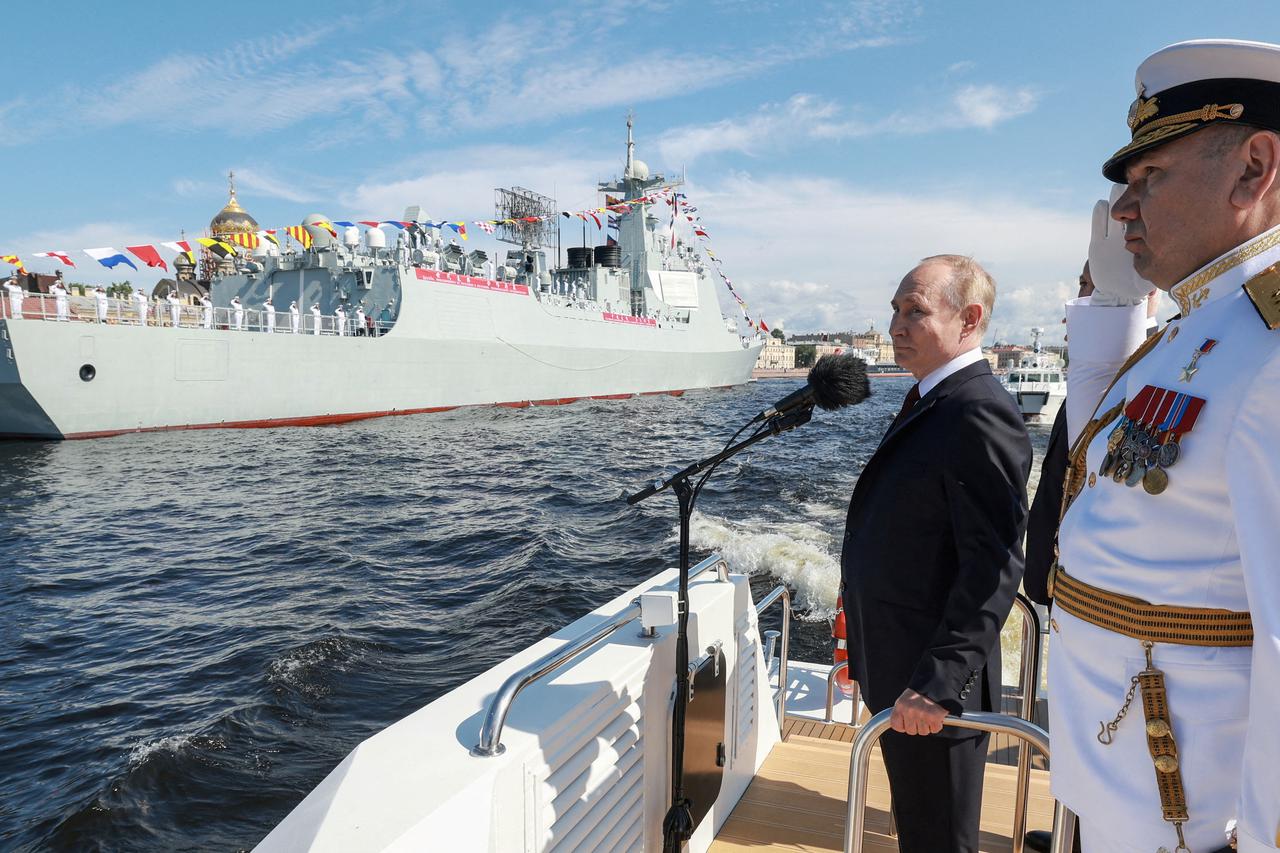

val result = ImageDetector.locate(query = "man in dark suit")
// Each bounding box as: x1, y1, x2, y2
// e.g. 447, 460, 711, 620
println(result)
841, 255, 1032, 853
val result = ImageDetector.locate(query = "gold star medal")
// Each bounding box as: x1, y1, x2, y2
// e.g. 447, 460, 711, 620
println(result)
1179, 338, 1217, 382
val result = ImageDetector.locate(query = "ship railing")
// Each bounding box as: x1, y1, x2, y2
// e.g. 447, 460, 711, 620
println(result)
842, 709, 1075, 853
471, 554, 732, 757
1, 292, 393, 336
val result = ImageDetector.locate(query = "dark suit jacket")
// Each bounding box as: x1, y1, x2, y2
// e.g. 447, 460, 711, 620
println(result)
1024, 405, 1068, 606
841, 360, 1032, 725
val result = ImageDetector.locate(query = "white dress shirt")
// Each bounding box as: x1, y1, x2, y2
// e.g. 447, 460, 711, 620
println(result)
917, 346, 986, 398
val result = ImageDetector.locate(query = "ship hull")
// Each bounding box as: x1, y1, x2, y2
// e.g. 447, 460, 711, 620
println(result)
0, 275, 758, 440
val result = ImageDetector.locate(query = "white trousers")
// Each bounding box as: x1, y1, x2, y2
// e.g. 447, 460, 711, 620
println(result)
56, 298, 68, 320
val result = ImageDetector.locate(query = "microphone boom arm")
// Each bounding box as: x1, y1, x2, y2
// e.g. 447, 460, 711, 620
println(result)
625, 407, 812, 506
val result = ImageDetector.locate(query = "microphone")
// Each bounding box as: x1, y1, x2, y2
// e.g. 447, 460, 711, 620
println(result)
753, 353, 871, 423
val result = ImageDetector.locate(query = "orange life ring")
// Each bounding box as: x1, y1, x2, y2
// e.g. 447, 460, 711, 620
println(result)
832, 592, 856, 698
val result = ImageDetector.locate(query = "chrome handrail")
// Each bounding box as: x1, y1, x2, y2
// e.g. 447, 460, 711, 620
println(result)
755, 585, 791, 735
823, 659, 861, 726
471, 553, 731, 757
843, 709, 1074, 853
1011, 594, 1042, 853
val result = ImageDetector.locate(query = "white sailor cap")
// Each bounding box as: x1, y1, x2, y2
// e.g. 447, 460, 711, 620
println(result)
1105, 39, 1280, 182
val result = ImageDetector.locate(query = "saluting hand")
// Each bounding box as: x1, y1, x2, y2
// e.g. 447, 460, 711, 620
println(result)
889, 688, 949, 736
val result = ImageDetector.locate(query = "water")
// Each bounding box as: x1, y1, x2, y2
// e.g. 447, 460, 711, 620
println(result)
0, 378, 1049, 851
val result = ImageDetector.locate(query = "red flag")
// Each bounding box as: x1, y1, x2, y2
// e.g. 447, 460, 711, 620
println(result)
760, 320, 770, 332
126, 245, 168, 271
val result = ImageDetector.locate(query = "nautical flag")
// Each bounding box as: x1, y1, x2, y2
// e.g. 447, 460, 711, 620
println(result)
580, 211, 601, 229
312, 220, 338, 238
32, 251, 76, 267
605, 194, 622, 206
196, 237, 238, 259
227, 233, 260, 250
333, 221, 357, 228
126, 244, 169, 271
258, 230, 279, 246
448, 222, 468, 240
84, 247, 139, 270
759, 320, 770, 332
162, 240, 195, 266
606, 236, 618, 247
284, 226, 312, 248
474, 220, 496, 234
380, 221, 407, 230
2, 254, 26, 273
358, 220, 381, 228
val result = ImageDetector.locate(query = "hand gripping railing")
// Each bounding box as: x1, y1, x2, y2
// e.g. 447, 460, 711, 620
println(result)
471, 554, 730, 757
842, 709, 1074, 853
754, 585, 791, 735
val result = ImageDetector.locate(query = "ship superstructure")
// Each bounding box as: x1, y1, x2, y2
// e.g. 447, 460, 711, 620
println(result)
1005, 327, 1066, 423
0, 124, 762, 439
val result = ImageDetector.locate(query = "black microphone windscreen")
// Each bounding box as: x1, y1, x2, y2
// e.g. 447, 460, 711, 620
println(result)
808, 353, 871, 411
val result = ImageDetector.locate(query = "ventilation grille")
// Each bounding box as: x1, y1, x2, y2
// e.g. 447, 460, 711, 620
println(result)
735, 612, 757, 762
530, 673, 646, 853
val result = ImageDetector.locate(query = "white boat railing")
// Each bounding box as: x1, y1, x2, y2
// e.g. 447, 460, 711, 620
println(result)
0, 292, 392, 336
471, 553, 732, 758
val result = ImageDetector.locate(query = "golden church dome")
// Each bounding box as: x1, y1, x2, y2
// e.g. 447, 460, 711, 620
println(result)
209, 171, 259, 237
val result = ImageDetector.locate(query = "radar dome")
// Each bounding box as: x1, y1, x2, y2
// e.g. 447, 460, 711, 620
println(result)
302, 213, 336, 248
365, 227, 387, 249
629, 159, 650, 180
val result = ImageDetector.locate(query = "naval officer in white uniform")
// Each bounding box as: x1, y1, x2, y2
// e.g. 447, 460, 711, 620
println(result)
51, 278, 69, 321
289, 300, 300, 334
167, 290, 181, 327
4, 274, 23, 318
199, 294, 212, 329
1051, 40, 1280, 853
310, 302, 322, 335
263, 295, 275, 334
133, 287, 148, 326
231, 296, 244, 331
93, 286, 108, 323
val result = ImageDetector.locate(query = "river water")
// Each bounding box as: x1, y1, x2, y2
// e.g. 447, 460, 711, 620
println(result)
0, 377, 1048, 851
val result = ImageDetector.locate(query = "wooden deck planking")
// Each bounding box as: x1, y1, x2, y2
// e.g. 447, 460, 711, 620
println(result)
711, 719, 1055, 853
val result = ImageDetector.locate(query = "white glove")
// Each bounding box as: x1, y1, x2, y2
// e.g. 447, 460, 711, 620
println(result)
1087, 185, 1152, 306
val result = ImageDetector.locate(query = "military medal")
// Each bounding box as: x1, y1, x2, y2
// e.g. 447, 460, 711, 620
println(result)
1178, 338, 1217, 382
1123, 387, 1165, 488
1101, 386, 1157, 481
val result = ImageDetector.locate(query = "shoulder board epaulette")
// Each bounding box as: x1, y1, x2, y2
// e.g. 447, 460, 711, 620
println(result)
1242, 262, 1280, 330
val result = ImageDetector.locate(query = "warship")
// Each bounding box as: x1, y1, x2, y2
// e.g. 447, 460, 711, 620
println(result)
0, 122, 761, 439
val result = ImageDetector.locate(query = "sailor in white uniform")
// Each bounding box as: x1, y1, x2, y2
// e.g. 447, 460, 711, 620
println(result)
167, 291, 181, 328
231, 296, 244, 331
51, 279, 69, 321
289, 300, 300, 334
263, 296, 275, 334
4, 275, 22, 318
310, 302, 322, 335
199, 294, 212, 329
134, 287, 148, 325
1051, 40, 1280, 853
335, 304, 347, 337
93, 286, 108, 323
355, 305, 366, 336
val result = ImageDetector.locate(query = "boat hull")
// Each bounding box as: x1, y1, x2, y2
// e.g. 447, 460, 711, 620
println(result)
0, 269, 759, 439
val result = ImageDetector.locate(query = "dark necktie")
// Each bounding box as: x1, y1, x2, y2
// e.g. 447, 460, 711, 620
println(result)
887, 383, 921, 433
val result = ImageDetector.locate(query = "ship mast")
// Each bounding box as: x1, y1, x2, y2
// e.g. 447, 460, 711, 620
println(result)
625, 111, 635, 179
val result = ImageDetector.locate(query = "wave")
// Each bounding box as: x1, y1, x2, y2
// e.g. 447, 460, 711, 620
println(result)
687, 510, 840, 619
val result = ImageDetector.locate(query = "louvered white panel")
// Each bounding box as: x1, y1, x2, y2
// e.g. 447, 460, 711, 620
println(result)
734, 613, 757, 763
528, 669, 647, 853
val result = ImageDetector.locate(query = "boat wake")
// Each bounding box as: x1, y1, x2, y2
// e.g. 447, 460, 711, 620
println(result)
688, 510, 840, 619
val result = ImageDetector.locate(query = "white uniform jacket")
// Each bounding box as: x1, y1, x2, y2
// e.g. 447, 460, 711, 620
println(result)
1053, 225, 1280, 852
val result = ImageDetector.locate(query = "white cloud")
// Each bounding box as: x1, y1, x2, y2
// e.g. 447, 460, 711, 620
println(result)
950, 84, 1039, 130
681, 172, 1087, 344
657, 83, 1041, 165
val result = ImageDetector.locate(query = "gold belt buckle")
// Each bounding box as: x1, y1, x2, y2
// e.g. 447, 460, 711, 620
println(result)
1046, 561, 1059, 600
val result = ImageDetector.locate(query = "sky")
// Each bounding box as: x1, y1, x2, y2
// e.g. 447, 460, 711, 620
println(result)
4, 1, 1279, 345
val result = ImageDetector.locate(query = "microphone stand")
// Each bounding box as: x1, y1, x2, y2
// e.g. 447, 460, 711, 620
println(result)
626, 406, 812, 853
